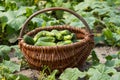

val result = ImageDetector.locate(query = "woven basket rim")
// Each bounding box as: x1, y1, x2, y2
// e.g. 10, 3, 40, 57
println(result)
19, 25, 93, 50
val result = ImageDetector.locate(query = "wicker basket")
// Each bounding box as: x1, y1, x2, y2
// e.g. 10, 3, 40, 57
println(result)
18, 7, 94, 72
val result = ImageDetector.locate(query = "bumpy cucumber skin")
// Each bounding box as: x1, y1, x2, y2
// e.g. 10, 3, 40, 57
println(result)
51, 29, 63, 40
71, 33, 77, 42
37, 37, 55, 42
57, 40, 72, 45
60, 30, 71, 35
33, 31, 48, 42
23, 35, 34, 45
63, 35, 72, 40
34, 31, 55, 42
35, 41, 56, 46
33, 29, 79, 46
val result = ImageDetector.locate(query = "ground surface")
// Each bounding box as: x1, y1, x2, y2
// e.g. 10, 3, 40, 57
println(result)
10, 46, 120, 79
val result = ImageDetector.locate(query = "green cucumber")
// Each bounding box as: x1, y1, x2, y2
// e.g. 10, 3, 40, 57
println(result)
23, 35, 34, 45
37, 37, 55, 42
33, 30, 48, 42
51, 29, 63, 40
35, 41, 56, 46
71, 33, 77, 42
63, 35, 72, 40
57, 40, 73, 45
60, 30, 71, 35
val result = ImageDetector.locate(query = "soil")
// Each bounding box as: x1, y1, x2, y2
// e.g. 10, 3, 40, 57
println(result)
10, 46, 120, 80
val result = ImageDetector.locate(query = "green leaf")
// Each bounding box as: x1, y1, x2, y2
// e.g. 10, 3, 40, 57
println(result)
1, 60, 20, 73
31, 17, 43, 27
8, 16, 26, 31
103, 15, 120, 26
0, 45, 10, 60
45, 69, 59, 80
113, 33, 120, 41
16, 6, 27, 17
91, 50, 100, 65
87, 68, 101, 77
0, 6, 5, 11
16, 74, 30, 80
15, 6, 36, 17
7, 33, 18, 43
87, 64, 116, 80
63, 1, 72, 9
89, 73, 110, 80
103, 28, 113, 40
105, 59, 120, 67
11, 45, 23, 59
59, 68, 86, 80
105, 54, 118, 61
0, 45, 11, 54
94, 35, 104, 44
111, 72, 120, 80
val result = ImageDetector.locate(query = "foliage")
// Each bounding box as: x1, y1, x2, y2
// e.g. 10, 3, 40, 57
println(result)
59, 51, 120, 80
63, 0, 120, 46
102, 24, 120, 46
0, 0, 120, 80
0, 60, 30, 80
0, 0, 120, 46
0, 45, 11, 61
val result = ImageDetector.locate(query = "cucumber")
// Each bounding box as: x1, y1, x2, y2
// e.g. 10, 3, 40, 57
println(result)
57, 40, 73, 45
71, 33, 77, 42
35, 41, 56, 46
37, 37, 55, 42
51, 29, 59, 34
63, 35, 72, 40
23, 35, 34, 45
51, 29, 63, 40
33, 30, 48, 42
45, 32, 55, 37
56, 33, 63, 40
60, 30, 71, 35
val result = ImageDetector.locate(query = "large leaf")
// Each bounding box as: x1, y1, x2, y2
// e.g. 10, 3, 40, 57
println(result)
8, 16, 26, 31
11, 45, 23, 59
1, 60, 21, 73
111, 72, 120, 80
31, 17, 43, 27
59, 68, 86, 80
103, 15, 120, 26
16, 6, 36, 17
2, 10, 27, 31
105, 59, 120, 67
0, 45, 10, 60
0, 45, 11, 54
0, 6, 5, 11
16, 74, 30, 80
87, 64, 116, 80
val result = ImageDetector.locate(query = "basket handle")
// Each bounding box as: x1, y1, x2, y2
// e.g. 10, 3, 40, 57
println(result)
19, 7, 92, 39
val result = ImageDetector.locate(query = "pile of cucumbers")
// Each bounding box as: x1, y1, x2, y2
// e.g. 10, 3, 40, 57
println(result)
23, 29, 79, 46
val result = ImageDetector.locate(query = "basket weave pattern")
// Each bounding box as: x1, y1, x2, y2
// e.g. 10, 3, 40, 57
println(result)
18, 7, 94, 72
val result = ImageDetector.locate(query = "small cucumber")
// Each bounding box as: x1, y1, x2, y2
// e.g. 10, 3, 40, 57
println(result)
23, 35, 34, 45
45, 32, 55, 37
37, 37, 55, 42
35, 41, 56, 46
71, 33, 77, 42
51, 29, 59, 34
56, 33, 63, 40
33, 30, 48, 42
60, 30, 71, 35
63, 35, 72, 40
51, 29, 63, 40
57, 40, 73, 45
